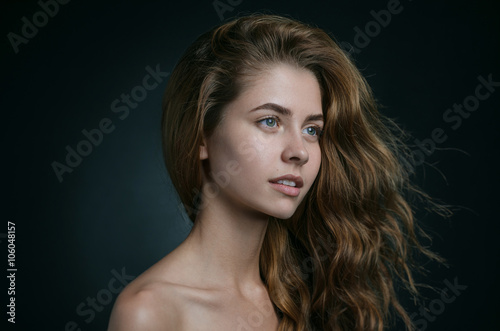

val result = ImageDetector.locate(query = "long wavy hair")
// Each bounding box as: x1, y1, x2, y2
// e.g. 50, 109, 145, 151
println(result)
161, 14, 442, 331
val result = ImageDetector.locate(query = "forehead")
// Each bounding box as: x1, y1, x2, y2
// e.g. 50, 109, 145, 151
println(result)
229, 63, 323, 117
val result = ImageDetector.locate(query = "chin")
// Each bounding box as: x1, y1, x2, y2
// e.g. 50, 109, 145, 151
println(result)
263, 201, 300, 220
270, 212, 295, 220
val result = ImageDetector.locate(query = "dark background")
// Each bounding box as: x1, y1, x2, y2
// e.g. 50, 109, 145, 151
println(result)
2, 0, 499, 330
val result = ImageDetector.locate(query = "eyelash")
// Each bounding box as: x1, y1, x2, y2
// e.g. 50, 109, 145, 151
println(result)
257, 116, 323, 138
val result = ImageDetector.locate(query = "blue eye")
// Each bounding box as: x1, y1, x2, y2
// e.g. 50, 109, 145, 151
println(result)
303, 126, 322, 136
305, 127, 316, 135
260, 117, 278, 127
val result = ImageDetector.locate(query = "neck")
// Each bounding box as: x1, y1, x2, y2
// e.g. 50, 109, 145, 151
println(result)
179, 185, 270, 291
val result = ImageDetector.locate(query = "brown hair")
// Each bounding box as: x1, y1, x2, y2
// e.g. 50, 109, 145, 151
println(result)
161, 14, 442, 330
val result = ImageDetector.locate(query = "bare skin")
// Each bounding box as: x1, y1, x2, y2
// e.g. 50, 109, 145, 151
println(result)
107, 233, 278, 330
108, 64, 323, 330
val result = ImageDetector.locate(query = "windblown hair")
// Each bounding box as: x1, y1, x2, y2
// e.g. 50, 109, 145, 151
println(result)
162, 14, 441, 331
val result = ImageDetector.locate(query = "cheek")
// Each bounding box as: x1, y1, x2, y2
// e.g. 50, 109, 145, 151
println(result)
232, 131, 274, 166
308, 145, 322, 179
208, 127, 269, 176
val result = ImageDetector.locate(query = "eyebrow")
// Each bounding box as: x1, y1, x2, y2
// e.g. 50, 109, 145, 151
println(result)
250, 102, 324, 123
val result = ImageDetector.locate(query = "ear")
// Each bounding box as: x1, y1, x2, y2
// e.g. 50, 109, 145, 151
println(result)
199, 138, 208, 160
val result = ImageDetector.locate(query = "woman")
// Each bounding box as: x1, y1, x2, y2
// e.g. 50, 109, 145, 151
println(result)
108, 14, 442, 330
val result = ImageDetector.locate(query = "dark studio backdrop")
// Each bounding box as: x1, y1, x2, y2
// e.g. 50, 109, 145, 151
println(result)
2, 0, 499, 330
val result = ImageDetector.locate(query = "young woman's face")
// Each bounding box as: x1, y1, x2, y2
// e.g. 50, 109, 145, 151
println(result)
200, 64, 323, 220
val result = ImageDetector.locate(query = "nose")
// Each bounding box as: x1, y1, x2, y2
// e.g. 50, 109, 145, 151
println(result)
281, 130, 309, 165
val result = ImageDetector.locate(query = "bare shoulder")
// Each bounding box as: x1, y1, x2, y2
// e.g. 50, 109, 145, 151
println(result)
107, 252, 192, 331
107, 248, 210, 331
108, 245, 226, 330
107, 280, 180, 331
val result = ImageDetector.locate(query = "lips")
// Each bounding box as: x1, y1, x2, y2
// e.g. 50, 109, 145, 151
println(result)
269, 174, 303, 197
269, 174, 303, 187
